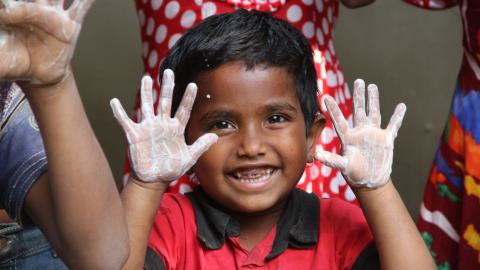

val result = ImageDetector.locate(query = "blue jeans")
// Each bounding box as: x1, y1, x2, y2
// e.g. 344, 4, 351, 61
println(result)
0, 223, 67, 269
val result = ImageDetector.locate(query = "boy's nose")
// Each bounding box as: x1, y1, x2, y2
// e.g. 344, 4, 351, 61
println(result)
237, 125, 266, 159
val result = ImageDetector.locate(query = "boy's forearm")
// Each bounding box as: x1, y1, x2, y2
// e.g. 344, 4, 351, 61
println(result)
354, 181, 436, 270
23, 74, 129, 269
121, 176, 168, 269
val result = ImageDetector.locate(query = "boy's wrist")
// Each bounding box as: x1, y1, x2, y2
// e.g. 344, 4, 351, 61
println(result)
351, 179, 395, 204
21, 68, 74, 100
129, 174, 171, 192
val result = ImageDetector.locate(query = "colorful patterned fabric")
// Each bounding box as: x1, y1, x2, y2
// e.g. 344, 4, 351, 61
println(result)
405, 0, 480, 269
130, 0, 356, 202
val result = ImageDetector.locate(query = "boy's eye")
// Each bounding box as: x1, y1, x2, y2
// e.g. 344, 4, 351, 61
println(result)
266, 114, 287, 124
209, 120, 235, 130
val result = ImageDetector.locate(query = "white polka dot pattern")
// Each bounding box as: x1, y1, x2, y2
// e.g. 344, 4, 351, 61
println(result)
151, 0, 162, 10
143, 42, 149, 57
315, 0, 323, 12
201, 2, 217, 19
165, 1, 180, 19
181, 10, 197, 28
302, 21, 314, 38
138, 9, 146, 26
168, 33, 182, 49
148, 50, 158, 68
131, 0, 356, 203
146, 17, 155, 36
155, 24, 167, 43
316, 28, 324, 45
287, 5, 302, 23
321, 126, 334, 144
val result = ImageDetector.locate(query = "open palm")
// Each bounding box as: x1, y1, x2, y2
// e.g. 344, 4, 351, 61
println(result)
0, 0, 94, 85
316, 79, 406, 189
110, 70, 218, 182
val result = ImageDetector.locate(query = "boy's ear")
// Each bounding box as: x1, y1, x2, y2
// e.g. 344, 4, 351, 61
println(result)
306, 113, 326, 161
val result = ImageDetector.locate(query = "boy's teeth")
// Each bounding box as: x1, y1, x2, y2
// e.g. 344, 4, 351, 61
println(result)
232, 168, 273, 182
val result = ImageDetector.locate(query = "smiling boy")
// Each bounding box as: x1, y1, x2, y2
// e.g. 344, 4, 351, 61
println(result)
114, 9, 435, 270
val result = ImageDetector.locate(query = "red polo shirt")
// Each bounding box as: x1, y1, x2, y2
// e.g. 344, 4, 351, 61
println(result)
148, 188, 377, 269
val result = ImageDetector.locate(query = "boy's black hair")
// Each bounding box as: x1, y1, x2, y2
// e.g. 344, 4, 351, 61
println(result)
160, 9, 320, 133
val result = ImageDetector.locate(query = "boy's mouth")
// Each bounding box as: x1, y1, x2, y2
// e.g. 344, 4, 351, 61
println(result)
228, 167, 275, 184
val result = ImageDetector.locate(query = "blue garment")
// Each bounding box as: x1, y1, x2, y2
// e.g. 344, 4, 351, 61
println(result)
0, 83, 66, 268
0, 224, 67, 269
0, 83, 47, 223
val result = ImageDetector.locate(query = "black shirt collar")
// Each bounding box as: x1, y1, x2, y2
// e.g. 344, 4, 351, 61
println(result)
185, 187, 319, 260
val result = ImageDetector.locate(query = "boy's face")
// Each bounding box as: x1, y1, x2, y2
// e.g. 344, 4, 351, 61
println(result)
187, 61, 322, 214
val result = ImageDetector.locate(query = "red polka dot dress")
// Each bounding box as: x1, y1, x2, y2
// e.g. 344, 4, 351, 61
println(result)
129, 0, 356, 203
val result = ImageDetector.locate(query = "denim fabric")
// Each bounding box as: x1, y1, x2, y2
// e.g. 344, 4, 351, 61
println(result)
0, 84, 47, 224
0, 82, 14, 123
0, 224, 67, 269
0, 82, 16, 128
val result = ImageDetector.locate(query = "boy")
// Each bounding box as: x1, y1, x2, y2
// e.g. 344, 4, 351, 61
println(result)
0, 1, 128, 268
113, 10, 436, 269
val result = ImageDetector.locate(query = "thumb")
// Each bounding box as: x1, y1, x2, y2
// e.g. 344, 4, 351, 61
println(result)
189, 133, 219, 162
110, 98, 137, 142
315, 149, 347, 172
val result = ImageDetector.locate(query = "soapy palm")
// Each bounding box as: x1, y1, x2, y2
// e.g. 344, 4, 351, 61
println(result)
0, 0, 93, 85
316, 79, 406, 189
110, 70, 218, 182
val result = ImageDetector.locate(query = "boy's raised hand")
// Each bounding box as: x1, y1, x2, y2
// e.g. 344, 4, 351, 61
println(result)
0, 0, 94, 86
110, 70, 218, 183
315, 79, 406, 189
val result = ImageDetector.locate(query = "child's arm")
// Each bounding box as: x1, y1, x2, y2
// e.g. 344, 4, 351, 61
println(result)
315, 80, 436, 269
110, 72, 218, 269
0, 1, 128, 268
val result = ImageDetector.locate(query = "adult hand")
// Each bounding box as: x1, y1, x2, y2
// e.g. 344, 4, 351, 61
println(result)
315, 79, 406, 189
0, 0, 94, 86
110, 70, 218, 183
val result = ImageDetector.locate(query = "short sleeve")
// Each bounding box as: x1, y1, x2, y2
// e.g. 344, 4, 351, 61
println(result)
0, 88, 47, 224
321, 198, 374, 270
403, 0, 459, 9
148, 193, 193, 270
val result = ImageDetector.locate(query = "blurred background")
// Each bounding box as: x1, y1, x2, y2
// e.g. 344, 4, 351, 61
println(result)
72, 0, 462, 218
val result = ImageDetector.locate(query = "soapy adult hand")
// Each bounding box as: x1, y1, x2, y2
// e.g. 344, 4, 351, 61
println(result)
0, 0, 94, 86
110, 70, 218, 183
315, 79, 406, 189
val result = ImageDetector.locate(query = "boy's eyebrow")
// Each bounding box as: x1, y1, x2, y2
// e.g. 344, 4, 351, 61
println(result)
265, 102, 298, 113
199, 102, 297, 122
199, 110, 236, 122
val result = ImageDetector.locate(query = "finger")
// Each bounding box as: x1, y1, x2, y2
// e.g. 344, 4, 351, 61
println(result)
110, 98, 138, 142
0, 3, 77, 42
175, 83, 197, 128
188, 133, 218, 162
353, 79, 367, 126
68, 0, 95, 23
386, 103, 406, 138
314, 149, 347, 172
140, 76, 154, 120
324, 95, 348, 141
158, 69, 175, 118
367, 83, 381, 127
